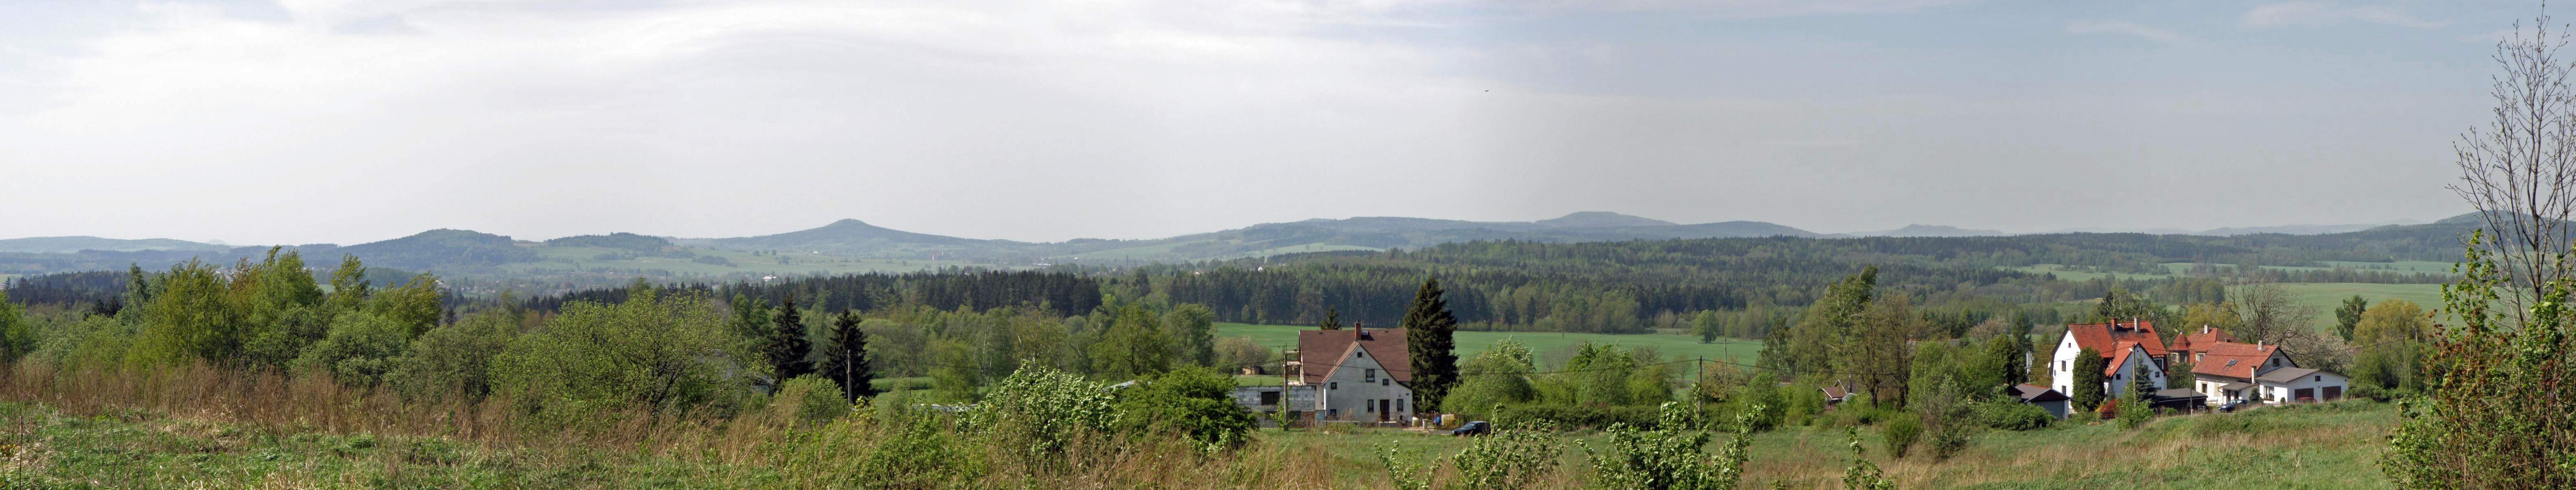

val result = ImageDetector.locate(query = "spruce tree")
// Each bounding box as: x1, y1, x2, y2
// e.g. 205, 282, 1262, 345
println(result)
821, 310, 875, 401
1319, 307, 1342, 330
766, 298, 813, 383
1401, 278, 1459, 413
2071, 348, 2107, 412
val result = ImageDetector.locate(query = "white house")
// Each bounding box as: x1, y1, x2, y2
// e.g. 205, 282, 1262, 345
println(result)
2252, 367, 2349, 404
1285, 326, 1417, 424
2187, 341, 2294, 405
2050, 319, 2170, 398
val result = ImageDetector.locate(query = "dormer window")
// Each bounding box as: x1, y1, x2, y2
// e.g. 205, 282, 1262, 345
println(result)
2270, 358, 2280, 367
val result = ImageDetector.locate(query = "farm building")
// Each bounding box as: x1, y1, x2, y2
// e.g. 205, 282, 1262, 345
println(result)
2010, 383, 2071, 419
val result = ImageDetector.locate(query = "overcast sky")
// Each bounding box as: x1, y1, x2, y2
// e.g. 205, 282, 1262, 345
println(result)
0, 0, 2531, 245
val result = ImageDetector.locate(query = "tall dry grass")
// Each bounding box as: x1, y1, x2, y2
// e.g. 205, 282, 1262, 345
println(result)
0, 360, 1370, 489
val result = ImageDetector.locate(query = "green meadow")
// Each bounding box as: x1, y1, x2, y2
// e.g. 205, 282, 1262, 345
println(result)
1214, 323, 1767, 368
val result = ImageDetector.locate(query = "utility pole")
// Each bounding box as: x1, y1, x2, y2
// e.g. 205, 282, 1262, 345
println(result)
1694, 356, 1705, 418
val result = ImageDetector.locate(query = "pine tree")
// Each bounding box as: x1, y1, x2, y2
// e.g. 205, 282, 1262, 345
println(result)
766, 298, 813, 383
821, 310, 875, 401
1401, 278, 1459, 413
1319, 307, 1342, 330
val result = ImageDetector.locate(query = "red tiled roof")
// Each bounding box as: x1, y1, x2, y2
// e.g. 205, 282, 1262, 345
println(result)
2177, 326, 2237, 354
2103, 342, 2140, 377
1298, 328, 1412, 385
2189, 341, 2280, 380
2066, 320, 2169, 358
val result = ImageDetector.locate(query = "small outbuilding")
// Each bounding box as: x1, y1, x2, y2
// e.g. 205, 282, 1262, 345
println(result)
2253, 367, 2350, 404
2010, 383, 2072, 419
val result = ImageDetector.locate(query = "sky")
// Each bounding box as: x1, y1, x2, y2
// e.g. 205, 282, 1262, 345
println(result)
0, 0, 2539, 245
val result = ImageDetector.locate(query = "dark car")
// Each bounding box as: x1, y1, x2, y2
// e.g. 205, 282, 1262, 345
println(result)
1450, 421, 1490, 437
2217, 401, 2243, 413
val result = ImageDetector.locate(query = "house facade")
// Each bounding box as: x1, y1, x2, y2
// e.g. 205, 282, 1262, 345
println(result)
2185, 340, 2346, 405
1282, 327, 1418, 423
2050, 319, 2170, 398
2252, 367, 2350, 404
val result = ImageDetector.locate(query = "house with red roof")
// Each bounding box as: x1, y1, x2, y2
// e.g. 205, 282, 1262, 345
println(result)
2168, 325, 2239, 366
2186, 340, 2348, 405
1278, 325, 1417, 424
2048, 318, 2171, 399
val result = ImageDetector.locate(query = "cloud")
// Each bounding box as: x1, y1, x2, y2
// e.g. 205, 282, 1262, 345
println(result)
2066, 20, 2196, 45
2239, 2, 2447, 29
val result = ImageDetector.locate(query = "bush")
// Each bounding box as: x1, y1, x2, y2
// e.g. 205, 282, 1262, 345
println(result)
1114, 367, 1256, 452
1582, 403, 1755, 490
1451, 424, 1567, 490
1975, 402, 2055, 431
1492, 404, 1657, 430
773, 375, 850, 424
292, 312, 411, 388
2115, 397, 2151, 430
965, 365, 1118, 459
1881, 415, 1921, 459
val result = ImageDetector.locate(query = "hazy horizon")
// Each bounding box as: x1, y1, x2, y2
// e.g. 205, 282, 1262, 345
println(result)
2, 1, 2512, 244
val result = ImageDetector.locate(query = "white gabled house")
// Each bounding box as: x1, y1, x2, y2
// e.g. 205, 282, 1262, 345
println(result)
2182, 338, 2351, 405
1236, 325, 1420, 424
2050, 319, 2171, 399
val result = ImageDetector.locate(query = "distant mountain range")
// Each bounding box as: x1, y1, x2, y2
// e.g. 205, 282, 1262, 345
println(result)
0, 236, 233, 254
0, 212, 2470, 278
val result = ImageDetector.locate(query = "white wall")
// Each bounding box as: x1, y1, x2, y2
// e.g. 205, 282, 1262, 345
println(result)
2261, 371, 2350, 404
1313, 343, 1415, 422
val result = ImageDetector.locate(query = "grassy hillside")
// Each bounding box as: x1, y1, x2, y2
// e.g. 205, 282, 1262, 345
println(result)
1216, 323, 1766, 368
0, 398, 2398, 489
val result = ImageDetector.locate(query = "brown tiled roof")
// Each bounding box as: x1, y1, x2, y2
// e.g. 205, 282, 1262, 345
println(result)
1297, 328, 1412, 385
2066, 320, 2169, 358
2189, 341, 2280, 380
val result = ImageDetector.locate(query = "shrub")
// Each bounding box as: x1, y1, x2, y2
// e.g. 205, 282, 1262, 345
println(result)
291, 312, 411, 388
1492, 404, 1656, 430
1450, 424, 1566, 490
491, 286, 752, 427
964, 365, 1118, 460
1581, 402, 1757, 490
774, 375, 850, 425
1880, 415, 1921, 459
1114, 367, 1255, 452
1975, 402, 2055, 431
862, 416, 981, 488
2115, 396, 2151, 430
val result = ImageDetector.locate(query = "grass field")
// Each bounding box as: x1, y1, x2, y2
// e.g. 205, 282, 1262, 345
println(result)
0, 398, 2397, 489
1215, 323, 1766, 368
1284, 400, 2397, 489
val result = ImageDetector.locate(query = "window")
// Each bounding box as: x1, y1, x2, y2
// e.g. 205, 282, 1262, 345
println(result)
1397, 398, 1405, 413
1365, 400, 1374, 412
1364, 369, 1376, 382
2270, 358, 2280, 367
1357, 351, 1365, 358
2314, 375, 2321, 382
1381, 379, 1389, 386
1329, 382, 1337, 390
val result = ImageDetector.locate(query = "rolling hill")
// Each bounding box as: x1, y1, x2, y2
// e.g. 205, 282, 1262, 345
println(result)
0, 236, 229, 254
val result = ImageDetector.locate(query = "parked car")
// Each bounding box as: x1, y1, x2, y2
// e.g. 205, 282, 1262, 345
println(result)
2217, 401, 2243, 413
1450, 421, 1490, 437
